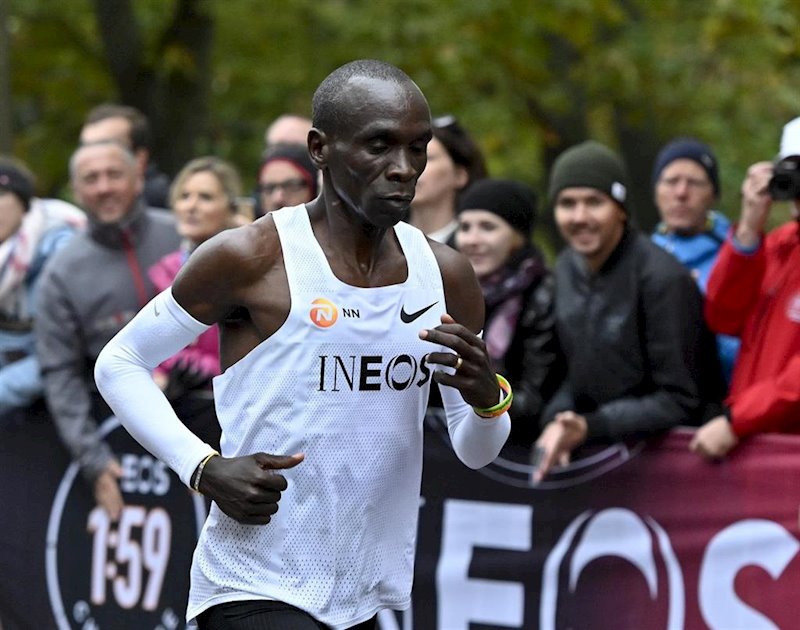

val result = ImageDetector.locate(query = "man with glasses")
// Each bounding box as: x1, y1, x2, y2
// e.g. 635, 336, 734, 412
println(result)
651, 137, 739, 383
256, 142, 318, 216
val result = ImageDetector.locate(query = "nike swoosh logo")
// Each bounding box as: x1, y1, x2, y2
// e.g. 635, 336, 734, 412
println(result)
154, 300, 160, 317
400, 301, 438, 323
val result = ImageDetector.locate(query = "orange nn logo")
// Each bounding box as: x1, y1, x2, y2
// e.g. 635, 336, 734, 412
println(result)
310, 298, 338, 328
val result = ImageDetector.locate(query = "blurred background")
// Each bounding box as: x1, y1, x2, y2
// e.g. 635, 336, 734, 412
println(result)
1, 0, 798, 238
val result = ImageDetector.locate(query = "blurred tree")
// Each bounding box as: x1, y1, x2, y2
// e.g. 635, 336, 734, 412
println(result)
91, 0, 213, 177
0, 0, 11, 152
6, 0, 800, 234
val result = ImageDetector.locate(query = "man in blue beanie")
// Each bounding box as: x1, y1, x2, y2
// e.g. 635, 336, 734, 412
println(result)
651, 137, 739, 383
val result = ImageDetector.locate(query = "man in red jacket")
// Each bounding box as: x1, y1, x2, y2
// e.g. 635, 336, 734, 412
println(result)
691, 116, 800, 458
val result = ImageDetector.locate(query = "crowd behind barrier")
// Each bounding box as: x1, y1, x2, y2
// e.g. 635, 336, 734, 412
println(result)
2, 413, 799, 629
2, 96, 799, 630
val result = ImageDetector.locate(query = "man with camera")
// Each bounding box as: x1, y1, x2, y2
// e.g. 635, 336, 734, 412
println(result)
690, 116, 800, 459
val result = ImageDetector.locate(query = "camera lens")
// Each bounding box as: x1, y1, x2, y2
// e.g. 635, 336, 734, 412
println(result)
768, 160, 800, 200
768, 173, 794, 200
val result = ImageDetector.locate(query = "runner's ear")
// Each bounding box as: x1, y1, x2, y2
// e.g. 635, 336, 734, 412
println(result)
308, 129, 329, 170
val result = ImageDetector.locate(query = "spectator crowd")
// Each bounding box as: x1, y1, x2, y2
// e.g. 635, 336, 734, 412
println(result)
1, 73, 800, 627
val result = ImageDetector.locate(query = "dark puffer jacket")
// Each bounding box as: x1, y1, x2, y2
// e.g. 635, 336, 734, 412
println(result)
543, 228, 724, 442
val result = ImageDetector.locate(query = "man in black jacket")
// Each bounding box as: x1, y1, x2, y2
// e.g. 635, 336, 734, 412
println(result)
532, 141, 723, 482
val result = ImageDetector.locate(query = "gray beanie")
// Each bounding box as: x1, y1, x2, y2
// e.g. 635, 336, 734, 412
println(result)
547, 141, 630, 211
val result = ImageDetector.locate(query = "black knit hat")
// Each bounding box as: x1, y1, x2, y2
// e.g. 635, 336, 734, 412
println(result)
457, 178, 537, 236
0, 158, 35, 212
548, 141, 630, 211
652, 137, 720, 197
259, 142, 318, 196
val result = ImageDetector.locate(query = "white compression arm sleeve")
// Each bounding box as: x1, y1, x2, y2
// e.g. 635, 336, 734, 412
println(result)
438, 378, 511, 469
94, 288, 218, 486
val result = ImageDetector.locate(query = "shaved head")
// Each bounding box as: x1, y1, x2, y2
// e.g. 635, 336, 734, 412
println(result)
312, 60, 427, 137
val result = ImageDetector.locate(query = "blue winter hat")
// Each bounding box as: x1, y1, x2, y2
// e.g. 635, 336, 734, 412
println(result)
652, 137, 720, 197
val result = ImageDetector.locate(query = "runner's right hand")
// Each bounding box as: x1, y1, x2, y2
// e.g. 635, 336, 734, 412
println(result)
198, 452, 304, 524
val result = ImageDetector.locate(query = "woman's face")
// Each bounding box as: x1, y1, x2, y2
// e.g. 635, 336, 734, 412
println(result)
173, 171, 233, 244
455, 210, 525, 278
0, 191, 26, 244
411, 137, 468, 210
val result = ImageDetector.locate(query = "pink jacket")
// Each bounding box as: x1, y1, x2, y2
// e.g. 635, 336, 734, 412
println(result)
148, 250, 221, 379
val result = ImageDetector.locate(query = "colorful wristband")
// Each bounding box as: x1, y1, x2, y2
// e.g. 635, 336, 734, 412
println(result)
473, 374, 513, 418
191, 451, 219, 493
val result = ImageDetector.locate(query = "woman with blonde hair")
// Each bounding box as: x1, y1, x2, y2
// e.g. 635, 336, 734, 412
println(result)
149, 156, 243, 402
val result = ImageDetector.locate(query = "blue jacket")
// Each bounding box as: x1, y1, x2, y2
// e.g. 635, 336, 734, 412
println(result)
652, 210, 740, 384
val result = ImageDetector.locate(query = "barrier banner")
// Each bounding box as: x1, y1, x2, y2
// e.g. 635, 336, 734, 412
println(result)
3, 415, 800, 629
0, 416, 204, 630
397, 420, 800, 630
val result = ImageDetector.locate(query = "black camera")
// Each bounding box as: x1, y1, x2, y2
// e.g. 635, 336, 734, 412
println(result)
768, 158, 800, 200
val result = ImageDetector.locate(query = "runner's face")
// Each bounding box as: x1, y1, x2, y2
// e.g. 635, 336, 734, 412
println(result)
323, 77, 432, 229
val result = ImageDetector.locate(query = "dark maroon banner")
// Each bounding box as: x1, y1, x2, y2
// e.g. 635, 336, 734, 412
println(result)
399, 421, 800, 630
3, 415, 800, 629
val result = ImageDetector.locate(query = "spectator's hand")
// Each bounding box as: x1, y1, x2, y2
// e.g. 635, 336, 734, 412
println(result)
163, 359, 213, 401
531, 411, 588, 483
198, 452, 304, 525
420, 313, 500, 409
736, 161, 774, 248
153, 370, 169, 391
95, 460, 124, 520
689, 415, 739, 460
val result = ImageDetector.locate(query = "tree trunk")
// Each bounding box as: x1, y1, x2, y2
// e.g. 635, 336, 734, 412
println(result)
0, 0, 12, 152
92, 0, 213, 176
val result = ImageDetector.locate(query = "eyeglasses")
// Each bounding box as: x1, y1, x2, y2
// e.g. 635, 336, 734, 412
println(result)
658, 176, 711, 190
258, 179, 308, 195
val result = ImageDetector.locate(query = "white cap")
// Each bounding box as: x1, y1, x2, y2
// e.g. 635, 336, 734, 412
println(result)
779, 116, 800, 159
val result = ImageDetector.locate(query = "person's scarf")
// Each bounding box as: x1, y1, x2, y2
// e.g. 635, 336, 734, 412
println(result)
481, 246, 546, 369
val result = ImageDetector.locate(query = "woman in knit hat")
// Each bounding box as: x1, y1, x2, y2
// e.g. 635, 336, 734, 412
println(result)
0, 156, 85, 422
455, 178, 562, 447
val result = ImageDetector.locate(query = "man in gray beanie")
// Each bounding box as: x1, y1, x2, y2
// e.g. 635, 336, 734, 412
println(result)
531, 140, 725, 482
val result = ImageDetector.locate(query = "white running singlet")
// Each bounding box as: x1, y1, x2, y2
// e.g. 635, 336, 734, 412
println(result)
187, 205, 447, 628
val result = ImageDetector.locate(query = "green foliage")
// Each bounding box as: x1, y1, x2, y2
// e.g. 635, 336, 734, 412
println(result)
6, 0, 800, 234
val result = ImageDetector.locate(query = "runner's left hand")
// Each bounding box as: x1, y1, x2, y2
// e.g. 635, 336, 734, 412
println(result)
420, 313, 499, 409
